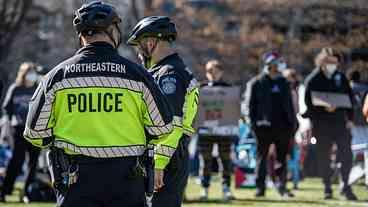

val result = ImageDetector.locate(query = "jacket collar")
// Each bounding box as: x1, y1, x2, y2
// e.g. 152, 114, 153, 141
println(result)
76, 42, 117, 55
149, 53, 179, 71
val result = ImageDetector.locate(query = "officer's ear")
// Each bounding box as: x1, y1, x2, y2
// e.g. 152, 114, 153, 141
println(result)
79, 34, 86, 47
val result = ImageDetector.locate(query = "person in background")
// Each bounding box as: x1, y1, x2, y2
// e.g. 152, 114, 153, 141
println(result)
198, 59, 235, 201
302, 47, 357, 200
0, 62, 41, 203
283, 69, 302, 190
347, 69, 368, 146
362, 93, 368, 122
0, 78, 3, 100
244, 51, 297, 198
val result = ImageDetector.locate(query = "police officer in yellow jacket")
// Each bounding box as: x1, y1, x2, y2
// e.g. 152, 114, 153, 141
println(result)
127, 16, 199, 207
23, 2, 173, 207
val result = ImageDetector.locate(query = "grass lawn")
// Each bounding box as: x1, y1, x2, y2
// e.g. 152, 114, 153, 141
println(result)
1, 177, 367, 207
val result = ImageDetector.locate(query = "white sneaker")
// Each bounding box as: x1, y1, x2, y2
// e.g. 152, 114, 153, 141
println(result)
199, 188, 208, 201
223, 186, 235, 201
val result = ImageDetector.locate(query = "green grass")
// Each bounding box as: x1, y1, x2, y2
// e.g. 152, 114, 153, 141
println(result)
1, 178, 367, 207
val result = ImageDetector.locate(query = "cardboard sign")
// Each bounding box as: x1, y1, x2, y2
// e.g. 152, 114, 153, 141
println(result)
311, 91, 352, 109
196, 86, 241, 136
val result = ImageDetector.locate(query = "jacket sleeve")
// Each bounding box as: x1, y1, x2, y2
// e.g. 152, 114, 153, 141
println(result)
303, 78, 326, 118
141, 72, 173, 139
152, 73, 186, 170
342, 75, 355, 121
2, 84, 16, 119
244, 79, 257, 127
23, 76, 56, 148
284, 81, 298, 130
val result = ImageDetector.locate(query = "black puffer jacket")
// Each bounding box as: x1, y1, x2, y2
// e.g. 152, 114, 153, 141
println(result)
244, 73, 297, 131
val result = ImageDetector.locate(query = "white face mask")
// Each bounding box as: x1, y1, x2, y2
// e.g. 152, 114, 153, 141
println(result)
325, 64, 337, 76
25, 72, 39, 83
277, 62, 287, 72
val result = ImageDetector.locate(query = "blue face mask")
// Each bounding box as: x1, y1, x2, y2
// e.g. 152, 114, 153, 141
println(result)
277, 62, 287, 72
25, 71, 39, 83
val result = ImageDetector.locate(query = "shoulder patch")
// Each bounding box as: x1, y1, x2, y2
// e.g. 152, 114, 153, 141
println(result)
160, 76, 177, 95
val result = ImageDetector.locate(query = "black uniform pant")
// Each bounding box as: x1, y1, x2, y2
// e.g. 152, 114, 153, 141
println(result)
254, 127, 292, 191
59, 156, 145, 207
1, 126, 40, 196
198, 136, 233, 188
312, 120, 353, 190
153, 136, 189, 207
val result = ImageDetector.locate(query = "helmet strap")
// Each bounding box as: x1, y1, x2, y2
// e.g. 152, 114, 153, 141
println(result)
78, 34, 84, 47
104, 24, 122, 49
138, 38, 159, 68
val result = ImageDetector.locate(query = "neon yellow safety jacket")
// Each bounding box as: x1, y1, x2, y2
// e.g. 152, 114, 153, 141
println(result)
23, 42, 173, 158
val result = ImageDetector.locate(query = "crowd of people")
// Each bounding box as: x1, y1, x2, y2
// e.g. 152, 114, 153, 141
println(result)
0, 1, 367, 207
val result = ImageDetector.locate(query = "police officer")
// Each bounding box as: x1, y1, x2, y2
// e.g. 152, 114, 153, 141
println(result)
127, 16, 199, 207
244, 51, 297, 198
23, 2, 173, 207
303, 48, 357, 200
0, 62, 40, 203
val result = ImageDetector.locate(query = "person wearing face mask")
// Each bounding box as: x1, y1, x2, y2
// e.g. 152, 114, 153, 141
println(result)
127, 16, 199, 207
302, 48, 357, 200
244, 51, 297, 198
0, 62, 41, 203
197, 59, 236, 201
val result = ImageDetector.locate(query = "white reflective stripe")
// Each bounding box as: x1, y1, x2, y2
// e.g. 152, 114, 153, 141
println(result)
24, 126, 52, 139
100, 77, 111, 87
38, 111, 50, 119
35, 118, 48, 126
41, 104, 52, 112
155, 145, 176, 157
54, 140, 145, 158
145, 123, 173, 136
35, 103, 53, 129
173, 116, 183, 127
146, 126, 161, 136
183, 128, 194, 137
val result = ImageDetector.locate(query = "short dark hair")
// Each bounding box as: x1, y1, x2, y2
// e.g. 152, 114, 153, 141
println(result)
347, 69, 360, 82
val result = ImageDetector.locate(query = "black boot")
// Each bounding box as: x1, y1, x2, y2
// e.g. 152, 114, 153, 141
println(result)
0, 192, 6, 202
277, 187, 295, 198
341, 186, 358, 201
324, 187, 333, 200
255, 188, 265, 197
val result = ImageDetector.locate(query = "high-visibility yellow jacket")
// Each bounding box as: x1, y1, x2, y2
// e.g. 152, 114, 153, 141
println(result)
148, 53, 199, 169
24, 42, 173, 158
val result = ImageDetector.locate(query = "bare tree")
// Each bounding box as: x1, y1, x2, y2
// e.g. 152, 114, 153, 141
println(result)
0, 0, 33, 61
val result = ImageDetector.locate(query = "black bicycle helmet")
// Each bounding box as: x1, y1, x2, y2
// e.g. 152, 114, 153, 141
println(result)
73, 1, 121, 34
127, 16, 177, 46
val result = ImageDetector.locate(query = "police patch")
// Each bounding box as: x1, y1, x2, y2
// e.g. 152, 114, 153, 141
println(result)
161, 76, 177, 95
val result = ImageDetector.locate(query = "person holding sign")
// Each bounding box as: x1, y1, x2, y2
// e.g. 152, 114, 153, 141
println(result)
244, 51, 297, 198
197, 59, 236, 201
302, 48, 357, 200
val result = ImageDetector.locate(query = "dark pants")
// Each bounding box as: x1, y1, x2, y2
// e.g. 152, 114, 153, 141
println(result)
312, 120, 353, 190
1, 126, 40, 196
59, 156, 145, 207
198, 136, 233, 188
254, 127, 292, 191
153, 136, 189, 207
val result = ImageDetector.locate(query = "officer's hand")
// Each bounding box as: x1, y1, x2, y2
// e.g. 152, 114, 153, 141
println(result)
325, 106, 336, 113
154, 169, 165, 191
